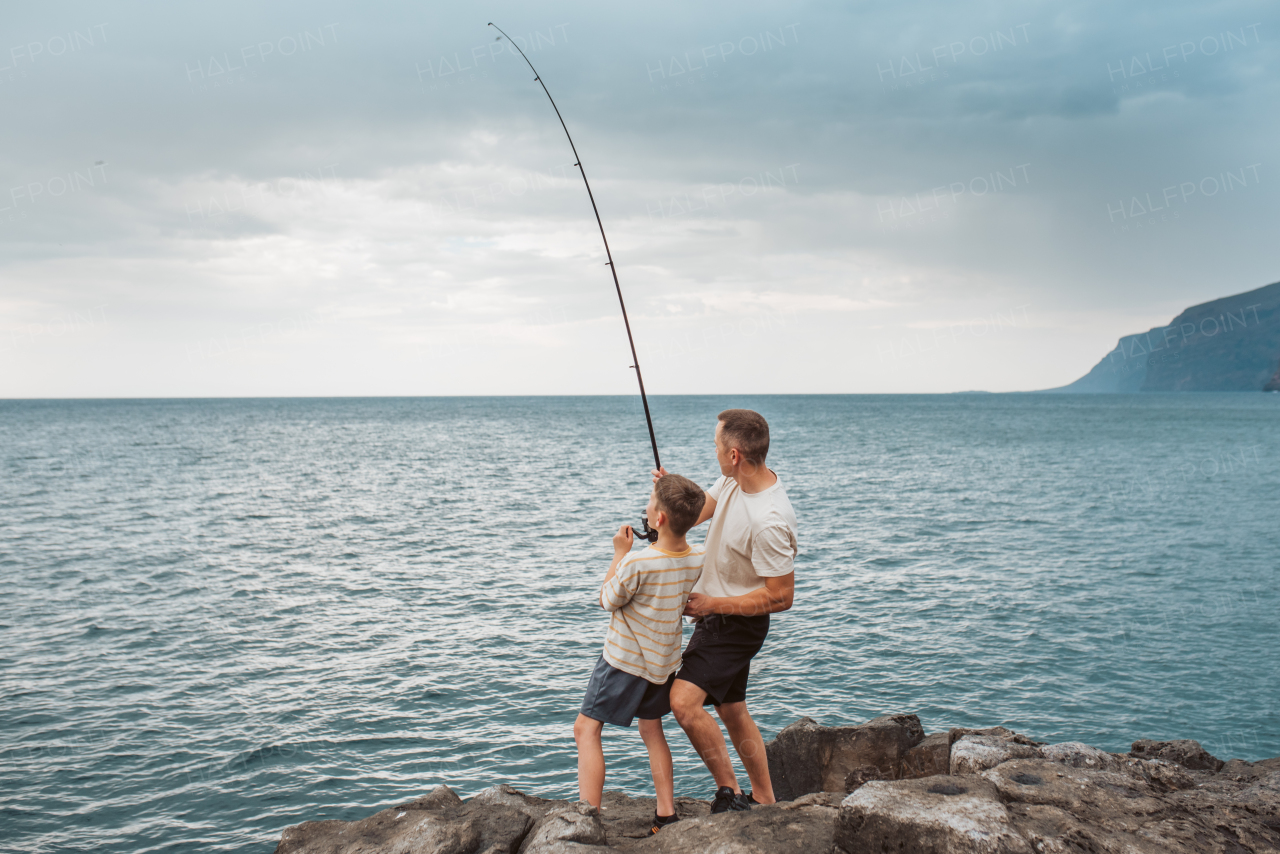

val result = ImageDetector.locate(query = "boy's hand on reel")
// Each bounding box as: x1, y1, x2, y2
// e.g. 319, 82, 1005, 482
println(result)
612, 524, 635, 555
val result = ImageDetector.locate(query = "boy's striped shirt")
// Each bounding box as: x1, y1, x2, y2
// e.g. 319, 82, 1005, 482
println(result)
599, 545, 704, 683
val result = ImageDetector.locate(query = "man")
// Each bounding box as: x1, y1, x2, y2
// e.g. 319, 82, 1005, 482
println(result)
651, 408, 798, 814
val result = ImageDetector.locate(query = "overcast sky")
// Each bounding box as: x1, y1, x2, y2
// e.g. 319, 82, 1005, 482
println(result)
2, 0, 1277, 396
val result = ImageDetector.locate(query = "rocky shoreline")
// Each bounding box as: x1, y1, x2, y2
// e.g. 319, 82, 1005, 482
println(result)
274, 714, 1280, 853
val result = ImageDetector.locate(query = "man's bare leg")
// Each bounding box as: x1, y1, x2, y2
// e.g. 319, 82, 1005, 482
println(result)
716, 701, 776, 804
669, 678, 739, 792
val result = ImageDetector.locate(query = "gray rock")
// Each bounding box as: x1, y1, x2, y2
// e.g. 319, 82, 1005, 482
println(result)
1130, 737, 1225, 771
984, 757, 1280, 853
1039, 741, 1121, 771
615, 797, 839, 853
946, 725, 1027, 744
1219, 755, 1280, 785
273, 792, 532, 854
841, 765, 887, 792
834, 757, 1280, 854
396, 784, 467, 811
472, 783, 571, 819
764, 714, 926, 800
950, 733, 1042, 776
594, 791, 709, 845
901, 732, 952, 779
982, 758, 1167, 817
835, 777, 1033, 854
1117, 755, 1197, 791
273, 720, 1280, 854
521, 803, 608, 854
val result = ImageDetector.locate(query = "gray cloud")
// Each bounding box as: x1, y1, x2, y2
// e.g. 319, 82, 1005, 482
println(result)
1, 0, 1277, 395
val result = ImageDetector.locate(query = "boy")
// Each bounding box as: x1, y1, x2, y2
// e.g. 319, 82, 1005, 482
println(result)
574, 473, 706, 836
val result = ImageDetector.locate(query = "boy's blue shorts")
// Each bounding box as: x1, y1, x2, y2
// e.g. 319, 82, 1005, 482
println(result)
580, 655, 675, 727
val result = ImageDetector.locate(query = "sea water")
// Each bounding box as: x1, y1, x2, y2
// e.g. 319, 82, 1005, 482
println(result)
2, 395, 1277, 853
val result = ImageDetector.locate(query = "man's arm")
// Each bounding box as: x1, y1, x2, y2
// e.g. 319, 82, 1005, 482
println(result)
653, 466, 717, 527
683, 524, 795, 617
694, 493, 717, 527
683, 573, 794, 618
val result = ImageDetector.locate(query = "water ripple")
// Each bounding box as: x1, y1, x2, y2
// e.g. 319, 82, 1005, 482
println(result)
1, 395, 1277, 853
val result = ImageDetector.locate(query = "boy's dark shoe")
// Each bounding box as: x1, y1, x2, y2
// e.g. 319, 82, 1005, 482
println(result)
650, 811, 680, 836
710, 786, 751, 814
734, 792, 758, 810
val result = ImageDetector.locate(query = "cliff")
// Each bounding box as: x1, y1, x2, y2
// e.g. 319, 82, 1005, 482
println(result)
272, 714, 1280, 853
1045, 280, 1280, 392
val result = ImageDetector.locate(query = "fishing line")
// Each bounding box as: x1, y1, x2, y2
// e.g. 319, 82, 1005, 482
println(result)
489, 22, 662, 476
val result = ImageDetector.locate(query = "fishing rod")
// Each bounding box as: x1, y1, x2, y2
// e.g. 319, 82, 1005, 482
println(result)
489, 23, 664, 509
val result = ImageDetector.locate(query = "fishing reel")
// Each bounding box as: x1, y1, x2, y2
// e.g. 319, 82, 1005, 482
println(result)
639, 512, 660, 544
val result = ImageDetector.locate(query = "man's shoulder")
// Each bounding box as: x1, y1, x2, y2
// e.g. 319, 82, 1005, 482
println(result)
737, 477, 796, 526
707, 474, 734, 499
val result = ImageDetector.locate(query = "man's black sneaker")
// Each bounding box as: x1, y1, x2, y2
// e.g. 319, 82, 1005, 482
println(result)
734, 791, 758, 810
650, 811, 680, 836
711, 786, 752, 814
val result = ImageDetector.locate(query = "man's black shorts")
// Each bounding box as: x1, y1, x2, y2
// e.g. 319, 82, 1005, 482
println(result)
675, 613, 770, 706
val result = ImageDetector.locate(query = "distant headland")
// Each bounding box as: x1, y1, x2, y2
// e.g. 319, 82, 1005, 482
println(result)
1042, 280, 1280, 392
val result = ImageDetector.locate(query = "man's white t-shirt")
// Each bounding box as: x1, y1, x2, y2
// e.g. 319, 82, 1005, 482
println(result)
694, 472, 799, 599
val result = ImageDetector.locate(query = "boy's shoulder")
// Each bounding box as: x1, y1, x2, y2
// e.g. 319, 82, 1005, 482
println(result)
625, 544, 705, 567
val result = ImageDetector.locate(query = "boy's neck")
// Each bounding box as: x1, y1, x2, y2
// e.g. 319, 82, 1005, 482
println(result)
653, 531, 689, 553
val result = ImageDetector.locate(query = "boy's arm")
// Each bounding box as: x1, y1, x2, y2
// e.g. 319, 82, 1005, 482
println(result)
600, 524, 638, 611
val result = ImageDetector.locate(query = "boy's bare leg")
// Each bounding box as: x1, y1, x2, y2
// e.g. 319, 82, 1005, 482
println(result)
669, 679, 740, 792
637, 717, 676, 816
716, 701, 776, 803
574, 714, 605, 807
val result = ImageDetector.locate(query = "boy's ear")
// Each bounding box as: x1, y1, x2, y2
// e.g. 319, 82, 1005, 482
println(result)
655, 508, 667, 528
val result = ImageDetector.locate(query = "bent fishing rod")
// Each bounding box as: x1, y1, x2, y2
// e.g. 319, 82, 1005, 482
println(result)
489, 22, 663, 489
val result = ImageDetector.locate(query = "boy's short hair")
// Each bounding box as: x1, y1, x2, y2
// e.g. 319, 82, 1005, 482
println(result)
718, 409, 770, 464
654, 473, 706, 538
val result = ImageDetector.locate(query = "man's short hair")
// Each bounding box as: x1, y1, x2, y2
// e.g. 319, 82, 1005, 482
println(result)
655, 473, 706, 538
718, 409, 770, 465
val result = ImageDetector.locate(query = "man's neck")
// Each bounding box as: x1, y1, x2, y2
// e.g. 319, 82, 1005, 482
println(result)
654, 532, 689, 553
733, 466, 778, 495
